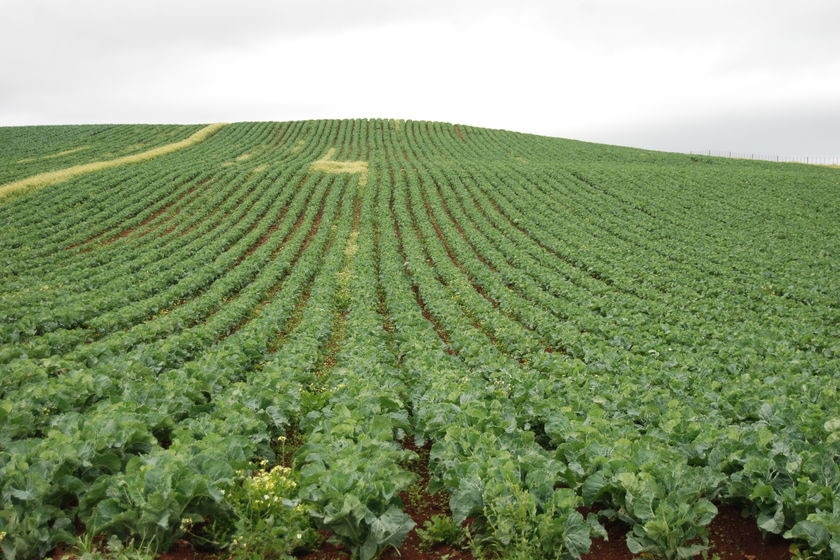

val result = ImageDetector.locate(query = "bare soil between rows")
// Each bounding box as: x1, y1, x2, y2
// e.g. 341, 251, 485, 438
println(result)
52, 442, 793, 560
138, 501, 791, 560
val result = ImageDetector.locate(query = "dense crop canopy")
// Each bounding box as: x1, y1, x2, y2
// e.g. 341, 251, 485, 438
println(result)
0, 119, 838, 559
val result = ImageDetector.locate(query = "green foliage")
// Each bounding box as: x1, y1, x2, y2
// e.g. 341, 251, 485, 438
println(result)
785, 504, 840, 560
71, 534, 156, 560
0, 119, 838, 560
298, 435, 416, 560
416, 514, 465, 549
210, 461, 319, 560
78, 449, 233, 552
624, 498, 718, 559
477, 486, 601, 560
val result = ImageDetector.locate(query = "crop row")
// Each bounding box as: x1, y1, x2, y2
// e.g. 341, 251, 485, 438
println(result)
0, 119, 837, 559
0, 125, 207, 185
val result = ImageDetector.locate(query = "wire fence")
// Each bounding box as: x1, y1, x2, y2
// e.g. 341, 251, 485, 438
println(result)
690, 150, 840, 166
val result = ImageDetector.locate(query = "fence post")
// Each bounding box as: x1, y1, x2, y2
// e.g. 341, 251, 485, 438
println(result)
696, 151, 838, 165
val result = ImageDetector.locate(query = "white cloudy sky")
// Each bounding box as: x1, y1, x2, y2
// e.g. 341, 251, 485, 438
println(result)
2, 0, 839, 156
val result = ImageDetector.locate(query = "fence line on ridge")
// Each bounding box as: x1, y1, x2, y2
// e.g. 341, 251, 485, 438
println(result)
690, 150, 840, 166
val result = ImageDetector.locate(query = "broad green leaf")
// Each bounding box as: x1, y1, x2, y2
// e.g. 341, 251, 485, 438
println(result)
757, 507, 785, 534
581, 471, 608, 505
563, 510, 593, 558
450, 475, 483, 524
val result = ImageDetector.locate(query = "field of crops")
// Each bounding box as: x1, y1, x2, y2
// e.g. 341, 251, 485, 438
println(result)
0, 119, 838, 560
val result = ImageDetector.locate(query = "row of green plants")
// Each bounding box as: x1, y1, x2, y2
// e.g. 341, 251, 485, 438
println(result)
0, 119, 837, 559
0, 124, 203, 185
0, 121, 404, 558
373, 154, 606, 558
2, 168, 280, 354
399, 120, 839, 557
0, 122, 342, 356
0, 123, 306, 339
0, 123, 351, 557
394, 129, 725, 558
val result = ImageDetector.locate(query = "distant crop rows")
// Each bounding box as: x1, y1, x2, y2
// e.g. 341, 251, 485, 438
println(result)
0, 120, 838, 559
0, 124, 225, 200
0, 124, 207, 186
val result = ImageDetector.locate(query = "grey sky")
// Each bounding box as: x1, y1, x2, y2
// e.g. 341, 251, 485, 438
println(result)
2, 0, 839, 157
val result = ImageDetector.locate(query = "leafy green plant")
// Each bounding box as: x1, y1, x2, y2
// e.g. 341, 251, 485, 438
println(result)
70, 534, 155, 560
298, 436, 416, 560
416, 514, 465, 549
212, 460, 319, 560
624, 498, 718, 560
604, 470, 718, 560
477, 485, 600, 560
784, 506, 840, 560
79, 459, 208, 551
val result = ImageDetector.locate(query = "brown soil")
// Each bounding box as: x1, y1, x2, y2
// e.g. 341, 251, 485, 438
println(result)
295, 443, 793, 560
381, 441, 475, 560
135, 505, 791, 560
297, 439, 474, 560
51, 447, 792, 560
54, 502, 793, 560
582, 504, 791, 560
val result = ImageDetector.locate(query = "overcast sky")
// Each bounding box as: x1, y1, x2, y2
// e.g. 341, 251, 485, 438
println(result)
2, 0, 839, 157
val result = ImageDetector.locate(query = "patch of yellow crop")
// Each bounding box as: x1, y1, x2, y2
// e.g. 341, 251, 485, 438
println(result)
309, 147, 369, 186
344, 230, 359, 258
336, 230, 360, 309
122, 143, 146, 153
16, 146, 90, 164
0, 123, 226, 200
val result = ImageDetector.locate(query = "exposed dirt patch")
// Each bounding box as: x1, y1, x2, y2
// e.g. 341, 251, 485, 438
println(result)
705, 505, 791, 560
581, 504, 792, 560
383, 440, 475, 560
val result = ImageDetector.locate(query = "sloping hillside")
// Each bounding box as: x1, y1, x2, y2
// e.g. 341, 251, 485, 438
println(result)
0, 120, 838, 559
